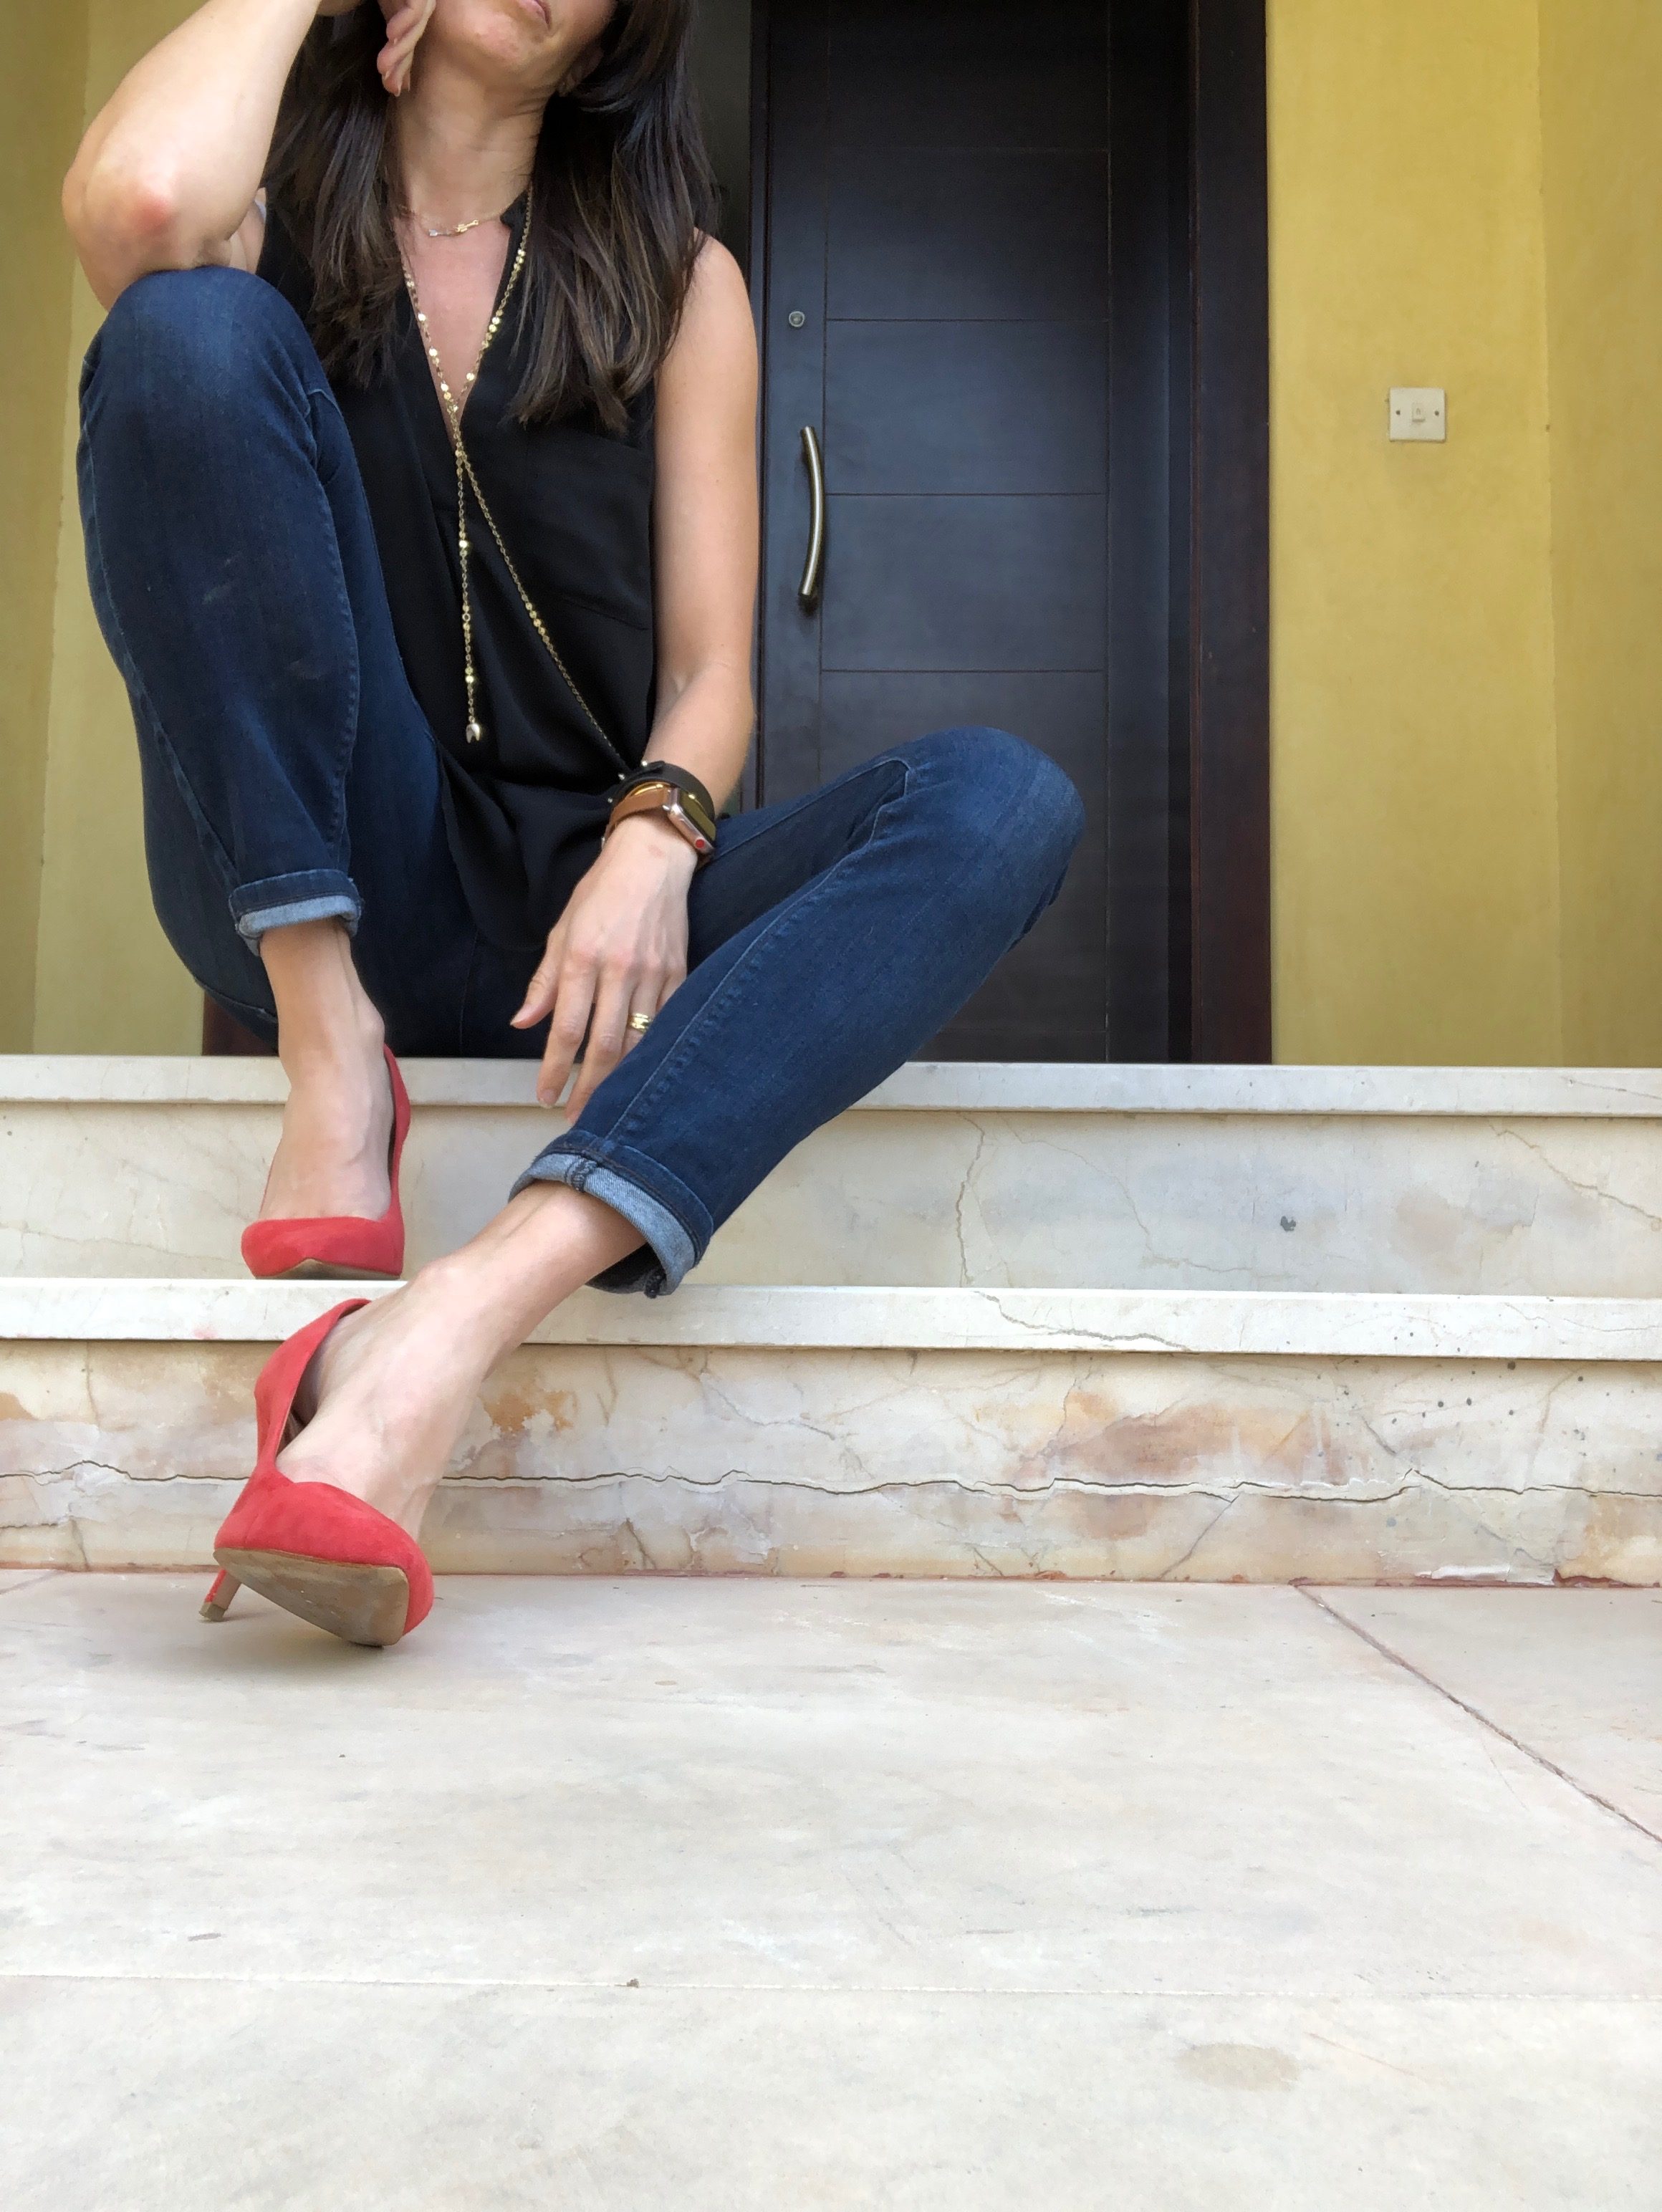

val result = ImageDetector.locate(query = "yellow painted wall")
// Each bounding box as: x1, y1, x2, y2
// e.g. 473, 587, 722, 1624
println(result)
9, 0, 1662, 1062
1269, 0, 1563, 1063
0, 6, 90, 1050
32, 0, 202, 1055
1537, 0, 1662, 1064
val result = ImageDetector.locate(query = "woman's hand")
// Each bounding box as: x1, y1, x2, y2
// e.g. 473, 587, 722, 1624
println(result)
373, 1, 436, 97
512, 815, 698, 1117
314, 1, 434, 97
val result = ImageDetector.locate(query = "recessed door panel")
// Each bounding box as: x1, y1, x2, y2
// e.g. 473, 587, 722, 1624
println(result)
826, 0, 1108, 150
825, 323, 1108, 496
827, 150, 1110, 322
821, 496, 1108, 673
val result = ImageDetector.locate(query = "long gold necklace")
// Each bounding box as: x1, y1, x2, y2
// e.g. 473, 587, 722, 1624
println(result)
398, 194, 624, 767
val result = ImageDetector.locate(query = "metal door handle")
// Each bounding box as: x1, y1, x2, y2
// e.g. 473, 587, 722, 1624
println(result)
797, 425, 825, 611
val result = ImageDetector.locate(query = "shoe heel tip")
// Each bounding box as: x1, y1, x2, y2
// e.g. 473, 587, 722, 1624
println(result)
201, 1571, 239, 1622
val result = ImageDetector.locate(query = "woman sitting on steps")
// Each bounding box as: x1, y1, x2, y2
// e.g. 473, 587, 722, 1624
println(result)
64, 0, 1083, 1647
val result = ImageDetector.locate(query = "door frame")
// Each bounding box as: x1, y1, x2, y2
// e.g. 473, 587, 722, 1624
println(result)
746, 0, 1271, 1064
1186, 0, 1271, 1062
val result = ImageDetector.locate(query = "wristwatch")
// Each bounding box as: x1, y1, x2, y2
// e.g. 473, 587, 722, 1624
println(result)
603, 761, 719, 860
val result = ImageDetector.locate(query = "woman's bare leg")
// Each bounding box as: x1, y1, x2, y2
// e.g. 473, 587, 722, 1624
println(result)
275, 1185, 643, 1531
258, 920, 393, 1223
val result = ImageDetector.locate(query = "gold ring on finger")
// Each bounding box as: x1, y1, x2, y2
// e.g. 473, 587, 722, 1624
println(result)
628, 1011, 653, 1034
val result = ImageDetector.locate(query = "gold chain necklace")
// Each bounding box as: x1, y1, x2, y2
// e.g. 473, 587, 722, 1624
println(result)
410, 208, 494, 239
398, 195, 625, 769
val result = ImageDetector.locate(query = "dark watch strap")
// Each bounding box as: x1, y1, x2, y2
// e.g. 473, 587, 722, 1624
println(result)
610, 761, 718, 842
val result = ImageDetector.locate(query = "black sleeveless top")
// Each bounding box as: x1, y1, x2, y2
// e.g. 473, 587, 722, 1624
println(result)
259, 195, 655, 951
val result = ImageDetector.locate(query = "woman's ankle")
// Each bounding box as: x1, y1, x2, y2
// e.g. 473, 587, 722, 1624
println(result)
278, 1018, 385, 1105
259, 1001, 393, 1221
262, 918, 385, 1079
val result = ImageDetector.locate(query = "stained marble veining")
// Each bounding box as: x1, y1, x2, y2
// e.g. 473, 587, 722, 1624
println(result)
4, 1336, 1658, 1582
6, 1090, 1662, 1294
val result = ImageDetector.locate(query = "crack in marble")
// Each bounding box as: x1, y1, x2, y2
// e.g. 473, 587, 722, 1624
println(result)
1157, 1494, 1240, 1579
5, 1458, 151, 1490
433, 1465, 1661, 1510
8, 1450, 1660, 1514
993, 1122, 1254, 1282
951, 1117, 994, 1289
1497, 1127, 1662, 1236
979, 1295, 1199, 1355
1116, 1180, 1257, 1286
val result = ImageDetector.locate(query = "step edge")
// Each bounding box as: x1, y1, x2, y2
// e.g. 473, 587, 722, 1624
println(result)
6, 1057, 1662, 1117
5, 1280, 1662, 1361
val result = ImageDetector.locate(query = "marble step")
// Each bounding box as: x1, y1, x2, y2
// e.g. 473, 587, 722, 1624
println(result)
5, 1059, 1662, 1294
3, 1278, 1658, 1585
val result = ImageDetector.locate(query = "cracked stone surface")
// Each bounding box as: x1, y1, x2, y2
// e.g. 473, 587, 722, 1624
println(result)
0, 1575, 1658, 2209
4, 1339, 1661, 1579
1316, 1587, 1662, 1840
9, 1095, 1662, 1294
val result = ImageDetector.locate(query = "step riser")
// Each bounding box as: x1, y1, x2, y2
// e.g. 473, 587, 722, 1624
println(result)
5, 1101, 1662, 1294
4, 1339, 1657, 1584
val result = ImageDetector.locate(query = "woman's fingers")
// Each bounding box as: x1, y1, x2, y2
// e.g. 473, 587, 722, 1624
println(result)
378, 0, 434, 37
512, 932, 564, 1033
537, 955, 600, 1110
618, 991, 657, 1060
565, 970, 640, 1120
377, 0, 436, 96
380, 39, 420, 98
620, 963, 683, 1058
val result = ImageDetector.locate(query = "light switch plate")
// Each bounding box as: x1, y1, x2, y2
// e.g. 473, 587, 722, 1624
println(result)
1390, 387, 1447, 441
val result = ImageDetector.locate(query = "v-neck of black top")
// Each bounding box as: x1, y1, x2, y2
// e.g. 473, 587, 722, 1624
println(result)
260, 190, 658, 952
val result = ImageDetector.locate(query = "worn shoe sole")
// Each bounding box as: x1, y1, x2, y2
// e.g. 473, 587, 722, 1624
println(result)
269, 1259, 401, 1283
211, 1548, 410, 1647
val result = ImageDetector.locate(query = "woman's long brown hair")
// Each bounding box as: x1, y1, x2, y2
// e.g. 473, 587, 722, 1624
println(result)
266, 2, 715, 431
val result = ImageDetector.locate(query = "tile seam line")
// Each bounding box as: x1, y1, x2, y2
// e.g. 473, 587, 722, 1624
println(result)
2, 1971, 1659, 2002
1297, 1588, 1662, 1853
0, 1569, 58, 1602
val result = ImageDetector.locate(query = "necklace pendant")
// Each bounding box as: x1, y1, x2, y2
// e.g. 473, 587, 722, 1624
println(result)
465, 718, 485, 747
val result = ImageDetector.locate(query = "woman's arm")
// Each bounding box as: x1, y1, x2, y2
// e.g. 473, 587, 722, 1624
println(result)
514, 236, 759, 1115
643, 234, 762, 809
63, 1, 429, 309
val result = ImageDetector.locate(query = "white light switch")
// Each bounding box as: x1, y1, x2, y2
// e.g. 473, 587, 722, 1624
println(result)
1390, 387, 1447, 441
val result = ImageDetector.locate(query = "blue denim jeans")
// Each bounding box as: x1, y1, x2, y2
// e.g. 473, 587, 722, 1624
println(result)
78, 268, 1084, 1294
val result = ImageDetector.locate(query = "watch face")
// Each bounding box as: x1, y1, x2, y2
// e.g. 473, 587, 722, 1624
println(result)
664, 797, 714, 854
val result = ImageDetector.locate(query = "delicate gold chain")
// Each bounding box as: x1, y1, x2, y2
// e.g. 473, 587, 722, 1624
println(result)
408, 208, 494, 239
398, 193, 624, 769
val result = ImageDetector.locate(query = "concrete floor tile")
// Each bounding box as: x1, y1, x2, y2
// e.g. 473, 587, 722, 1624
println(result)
0, 1569, 55, 1596
1315, 1588, 1662, 1840
2, 1979, 1657, 2212
1, 1578, 1659, 1997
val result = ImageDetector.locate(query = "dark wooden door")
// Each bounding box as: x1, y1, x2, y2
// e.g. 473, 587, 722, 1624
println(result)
753, 0, 1200, 1061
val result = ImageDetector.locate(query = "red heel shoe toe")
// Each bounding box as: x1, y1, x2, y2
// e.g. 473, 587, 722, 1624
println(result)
242, 1047, 410, 1281
201, 1299, 433, 1648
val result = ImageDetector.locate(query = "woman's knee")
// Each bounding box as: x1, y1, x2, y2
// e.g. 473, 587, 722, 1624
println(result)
908, 726, 1085, 877
86, 266, 313, 429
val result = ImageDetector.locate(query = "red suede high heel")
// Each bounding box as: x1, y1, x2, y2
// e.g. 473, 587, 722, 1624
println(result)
241, 1046, 410, 1281
200, 1299, 433, 1648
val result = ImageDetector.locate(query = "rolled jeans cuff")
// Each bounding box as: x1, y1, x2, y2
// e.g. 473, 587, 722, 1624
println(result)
231, 871, 362, 946
510, 1134, 709, 1298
